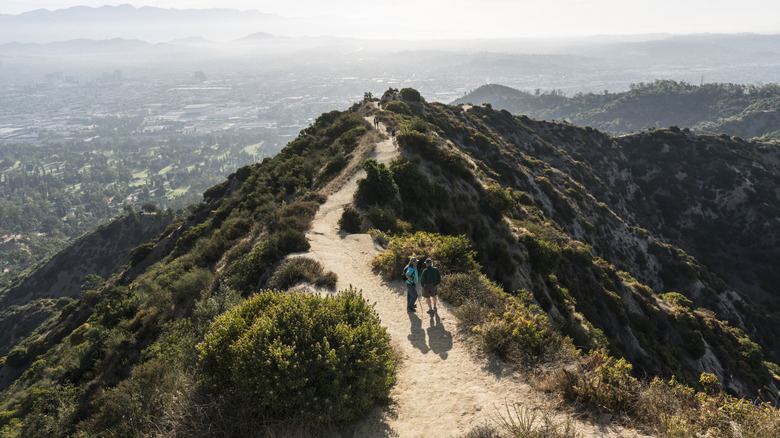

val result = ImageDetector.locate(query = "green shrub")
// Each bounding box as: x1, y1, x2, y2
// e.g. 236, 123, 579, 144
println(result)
203, 182, 227, 201
276, 229, 310, 254
198, 289, 395, 425
322, 153, 349, 179
5, 346, 30, 368
399, 88, 422, 102
389, 157, 434, 210
372, 232, 480, 279
520, 232, 562, 276
227, 230, 310, 294
396, 130, 438, 158
129, 242, 155, 266
355, 159, 398, 206
364, 207, 404, 234
170, 267, 213, 304
407, 117, 429, 133
476, 290, 570, 360
384, 100, 411, 116
662, 292, 693, 310
338, 206, 363, 233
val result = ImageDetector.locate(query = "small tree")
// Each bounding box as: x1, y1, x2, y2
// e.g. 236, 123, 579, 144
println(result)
356, 159, 398, 206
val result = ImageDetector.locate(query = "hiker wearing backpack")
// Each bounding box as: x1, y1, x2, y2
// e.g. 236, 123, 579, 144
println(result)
420, 258, 441, 315
404, 257, 419, 312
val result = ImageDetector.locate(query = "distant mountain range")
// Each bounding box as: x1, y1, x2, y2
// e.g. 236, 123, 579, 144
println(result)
0, 4, 396, 44
456, 81, 780, 139
0, 5, 284, 43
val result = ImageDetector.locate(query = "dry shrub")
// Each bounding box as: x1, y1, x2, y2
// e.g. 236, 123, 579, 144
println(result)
491, 402, 581, 438
267, 257, 337, 291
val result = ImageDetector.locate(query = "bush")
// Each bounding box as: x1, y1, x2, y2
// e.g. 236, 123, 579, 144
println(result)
227, 230, 310, 294
520, 232, 562, 276
383, 100, 411, 116
268, 257, 337, 290
390, 157, 434, 210
364, 207, 406, 234
338, 206, 363, 233
571, 350, 638, 411
396, 130, 438, 158
198, 289, 395, 425
371, 232, 481, 279
399, 88, 422, 102
439, 273, 502, 310
355, 159, 398, 206
661, 292, 694, 310
129, 242, 155, 266
5, 346, 30, 368
477, 290, 571, 361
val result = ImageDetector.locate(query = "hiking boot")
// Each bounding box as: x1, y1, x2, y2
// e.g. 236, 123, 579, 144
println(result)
427, 309, 435, 315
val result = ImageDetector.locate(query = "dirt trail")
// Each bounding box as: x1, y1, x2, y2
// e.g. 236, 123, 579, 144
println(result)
300, 116, 641, 437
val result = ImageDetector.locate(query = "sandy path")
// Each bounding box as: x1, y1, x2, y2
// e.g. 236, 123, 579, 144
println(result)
299, 116, 642, 437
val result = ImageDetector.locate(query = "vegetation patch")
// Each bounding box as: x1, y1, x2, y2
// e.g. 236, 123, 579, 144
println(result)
198, 289, 395, 426
267, 257, 338, 290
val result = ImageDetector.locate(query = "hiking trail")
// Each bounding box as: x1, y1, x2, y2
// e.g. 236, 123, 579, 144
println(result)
299, 115, 644, 437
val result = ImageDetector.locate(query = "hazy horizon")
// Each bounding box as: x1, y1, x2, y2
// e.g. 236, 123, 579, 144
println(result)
1, 1, 779, 41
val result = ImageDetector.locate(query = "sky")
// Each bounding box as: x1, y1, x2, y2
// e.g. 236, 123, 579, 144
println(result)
1, 0, 779, 39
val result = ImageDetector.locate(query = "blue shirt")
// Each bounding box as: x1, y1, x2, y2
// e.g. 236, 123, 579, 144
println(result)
405, 266, 418, 284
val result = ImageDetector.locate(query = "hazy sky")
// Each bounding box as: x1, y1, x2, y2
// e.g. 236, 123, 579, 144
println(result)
2, 0, 779, 39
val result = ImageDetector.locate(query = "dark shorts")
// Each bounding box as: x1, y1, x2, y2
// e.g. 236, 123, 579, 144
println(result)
422, 284, 438, 298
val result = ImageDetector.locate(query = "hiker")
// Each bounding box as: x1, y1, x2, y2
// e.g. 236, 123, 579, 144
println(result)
404, 257, 419, 312
374, 117, 379, 129
420, 258, 441, 314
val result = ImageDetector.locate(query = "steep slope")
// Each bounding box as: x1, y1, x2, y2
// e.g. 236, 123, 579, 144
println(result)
0, 211, 172, 358
456, 81, 780, 138
370, 89, 779, 398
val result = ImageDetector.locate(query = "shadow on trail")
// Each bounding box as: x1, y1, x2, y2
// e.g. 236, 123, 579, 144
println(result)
426, 312, 452, 359
407, 311, 430, 354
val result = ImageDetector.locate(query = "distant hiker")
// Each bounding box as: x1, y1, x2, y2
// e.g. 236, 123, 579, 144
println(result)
421, 258, 441, 314
374, 117, 379, 129
404, 257, 419, 312
391, 127, 396, 137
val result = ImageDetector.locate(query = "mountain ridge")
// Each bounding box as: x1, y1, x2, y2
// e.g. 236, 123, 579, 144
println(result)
0, 89, 777, 435
455, 81, 780, 139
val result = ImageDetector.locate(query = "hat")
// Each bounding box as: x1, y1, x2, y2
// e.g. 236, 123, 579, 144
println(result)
424, 258, 433, 264
410, 257, 418, 263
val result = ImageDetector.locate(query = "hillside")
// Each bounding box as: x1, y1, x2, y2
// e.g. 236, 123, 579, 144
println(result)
0, 211, 172, 360
0, 89, 778, 436
456, 81, 780, 139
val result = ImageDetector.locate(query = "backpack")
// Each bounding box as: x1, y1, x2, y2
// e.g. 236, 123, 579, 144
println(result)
401, 264, 409, 281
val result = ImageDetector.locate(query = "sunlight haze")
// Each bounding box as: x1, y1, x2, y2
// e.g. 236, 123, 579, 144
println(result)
1, 0, 779, 39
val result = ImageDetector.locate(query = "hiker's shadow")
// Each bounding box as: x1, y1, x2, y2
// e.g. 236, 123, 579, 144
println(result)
407, 312, 429, 354
426, 312, 452, 359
